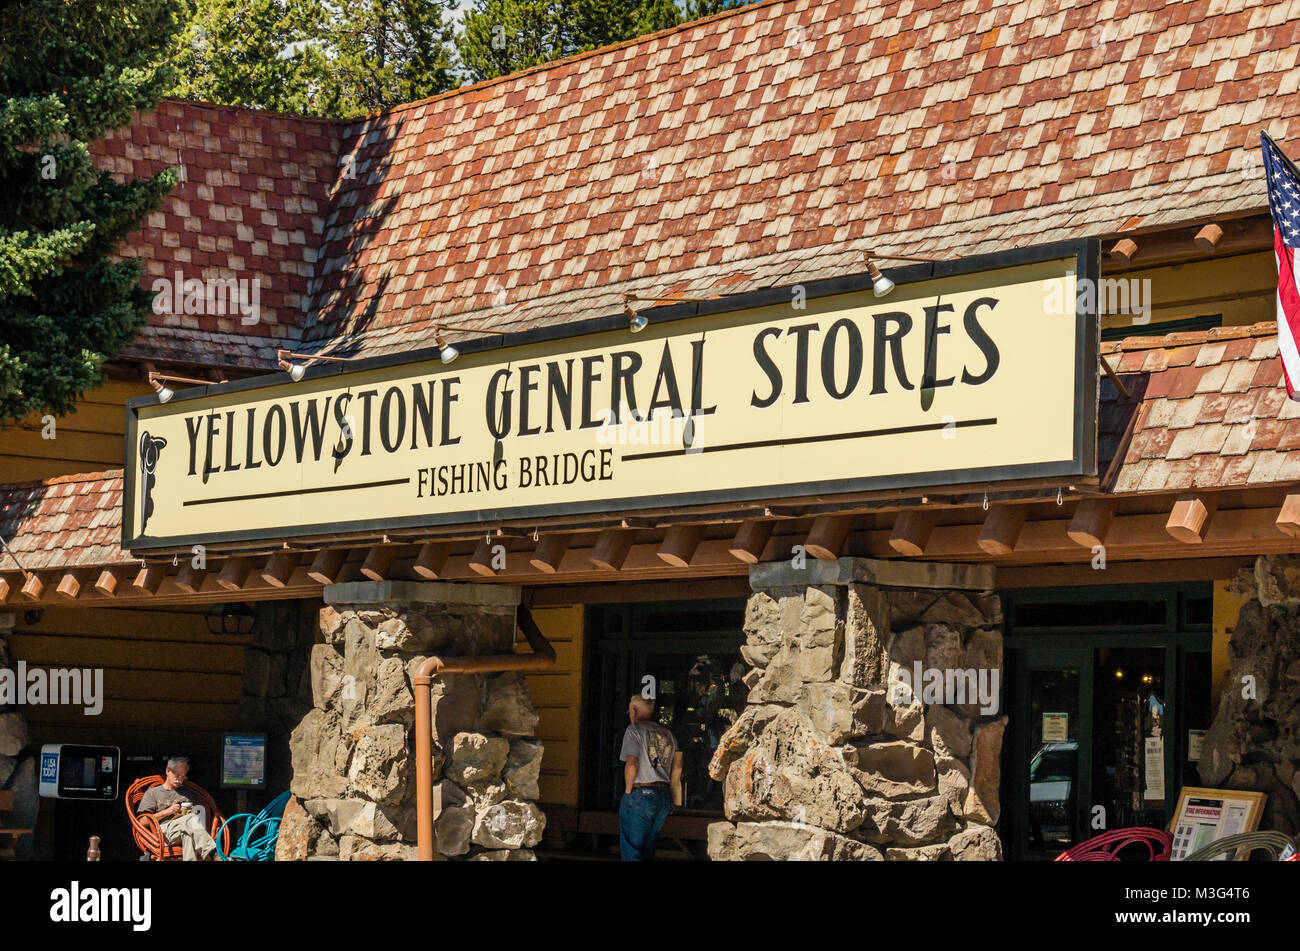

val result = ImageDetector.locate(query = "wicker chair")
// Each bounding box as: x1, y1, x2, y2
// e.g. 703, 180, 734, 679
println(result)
1182, 830, 1297, 862
125, 775, 228, 861
1055, 827, 1173, 861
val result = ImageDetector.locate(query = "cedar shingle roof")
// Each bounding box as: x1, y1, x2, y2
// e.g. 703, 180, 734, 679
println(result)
300, 0, 1299, 357
1101, 323, 1300, 492
93, 0, 1300, 363
0, 471, 130, 573
94, 100, 339, 369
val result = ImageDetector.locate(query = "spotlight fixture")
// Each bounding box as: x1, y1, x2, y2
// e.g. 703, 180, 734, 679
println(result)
432, 324, 509, 365
148, 371, 221, 404
866, 261, 895, 298
862, 250, 949, 299
621, 293, 710, 333
277, 349, 349, 381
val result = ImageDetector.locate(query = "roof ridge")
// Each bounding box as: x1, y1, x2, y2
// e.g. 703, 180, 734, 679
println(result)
1100, 322, 1279, 354
344, 0, 795, 124
0, 469, 124, 495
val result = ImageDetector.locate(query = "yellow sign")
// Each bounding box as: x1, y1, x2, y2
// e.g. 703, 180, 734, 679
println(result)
124, 242, 1098, 550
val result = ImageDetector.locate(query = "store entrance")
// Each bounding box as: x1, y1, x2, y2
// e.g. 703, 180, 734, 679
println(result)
579, 599, 748, 859
1002, 583, 1214, 860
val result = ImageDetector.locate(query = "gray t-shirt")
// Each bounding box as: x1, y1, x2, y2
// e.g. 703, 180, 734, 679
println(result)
620, 721, 677, 785
137, 785, 195, 815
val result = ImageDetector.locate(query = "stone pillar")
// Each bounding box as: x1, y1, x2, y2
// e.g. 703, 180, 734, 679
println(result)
1201, 556, 1300, 835
707, 558, 1005, 861
0, 611, 36, 860
282, 581, 546, 861
235, 600, 316, 795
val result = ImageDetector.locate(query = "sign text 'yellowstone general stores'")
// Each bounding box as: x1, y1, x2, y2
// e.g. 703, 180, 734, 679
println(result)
123, 242, 1100, 552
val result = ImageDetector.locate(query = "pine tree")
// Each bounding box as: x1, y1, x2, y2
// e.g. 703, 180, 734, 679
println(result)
321, 0, 459, 116
170, 0, 329, 114
456, 0, 756, 85
0, 0, 184, 425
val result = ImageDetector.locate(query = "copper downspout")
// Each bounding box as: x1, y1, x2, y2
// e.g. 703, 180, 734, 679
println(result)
413, 602, 556, 860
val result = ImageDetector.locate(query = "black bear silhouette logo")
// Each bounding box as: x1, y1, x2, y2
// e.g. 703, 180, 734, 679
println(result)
139, 432, 167, 534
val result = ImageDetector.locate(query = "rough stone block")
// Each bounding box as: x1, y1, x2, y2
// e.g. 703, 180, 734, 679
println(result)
447, 732, 509, 786
963, 716, 1007, 825
708, 821, 884, 861
845, 740, 937, 798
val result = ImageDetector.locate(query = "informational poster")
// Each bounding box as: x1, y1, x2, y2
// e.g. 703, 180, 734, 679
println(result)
1041, 712, 1069, 742
1143, 736, 1165, 800
221, 733, 267, 789
1187, 729, 1206, 762
1169, 788, 1266, 860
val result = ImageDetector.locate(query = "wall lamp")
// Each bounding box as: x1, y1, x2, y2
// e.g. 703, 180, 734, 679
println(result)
432, 324, 509, 365
148, 371, 225, 404
277, 348, 350, 382
863, 251, 948, 298
622, 293, 711, 333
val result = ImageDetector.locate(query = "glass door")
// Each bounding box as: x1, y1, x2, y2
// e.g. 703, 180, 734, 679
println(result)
1009, 646, 1092, 858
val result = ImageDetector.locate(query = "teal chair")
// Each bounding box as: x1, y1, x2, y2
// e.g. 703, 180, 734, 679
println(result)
216, 791, 292, 861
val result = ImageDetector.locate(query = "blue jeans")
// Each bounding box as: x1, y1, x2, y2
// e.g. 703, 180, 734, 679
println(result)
619, 787, 672, 861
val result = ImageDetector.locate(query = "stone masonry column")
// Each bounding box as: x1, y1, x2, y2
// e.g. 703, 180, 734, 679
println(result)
0, 611, 37, 861
281, 581, 546, 861
708, 558, 1006, 861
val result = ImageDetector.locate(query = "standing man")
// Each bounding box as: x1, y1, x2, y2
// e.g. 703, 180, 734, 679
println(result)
618, 695, 683, 861
136, 756, 217, 861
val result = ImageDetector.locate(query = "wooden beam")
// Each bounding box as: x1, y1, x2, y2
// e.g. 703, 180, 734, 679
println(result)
728, 520, 774, 564
217, 557, 252, 591
657, 525, 704, 568
1276, 491, 1300, 538
413, 542, 451, 580
529, 535, 569, 574
261, 552, 300, 587
307, 548, 347, 585
468, 537, 500, 577
804, 515, 854, 560
55, 571, 84, 600
889, 510, 937, 557
19, 573, 44, 601
1166, 493, 1217, 544
977, 506, 1027, 556
1067, 499, 1115, 548
132, 564, 166, 595
0, 575, 11, 602
590, 529, 636, 571
1109, 237, 1138, 266
360, 546, 396, 582
93, 567, 126, 597
174, 562, 208, 594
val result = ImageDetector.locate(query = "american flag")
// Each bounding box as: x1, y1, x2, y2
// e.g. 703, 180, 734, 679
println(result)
1263, 131, 1300, 400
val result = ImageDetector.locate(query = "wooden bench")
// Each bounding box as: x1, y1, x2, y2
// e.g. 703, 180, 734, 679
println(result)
0, 789, 33, 861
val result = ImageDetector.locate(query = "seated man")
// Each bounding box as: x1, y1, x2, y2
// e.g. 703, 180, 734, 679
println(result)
136, 756, 216, 861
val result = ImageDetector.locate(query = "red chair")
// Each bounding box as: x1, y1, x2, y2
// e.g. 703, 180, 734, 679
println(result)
1055, 827, 1172, 861
125, 776, 228, 861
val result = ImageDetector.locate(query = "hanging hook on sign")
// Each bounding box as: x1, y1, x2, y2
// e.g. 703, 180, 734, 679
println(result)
172, 553, 179, 567
532, 528, 539, 542
982, 492, 989, 511
1056, 487, 1063, 506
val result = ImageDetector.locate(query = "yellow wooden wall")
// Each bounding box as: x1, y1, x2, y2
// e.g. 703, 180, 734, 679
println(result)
8, 603, 249, 754
1211, 579, 1246, 704
0, 379, 150, 483
518, 605, 584, 807
1101, 251, 1274, 335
